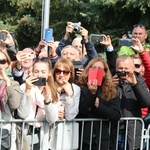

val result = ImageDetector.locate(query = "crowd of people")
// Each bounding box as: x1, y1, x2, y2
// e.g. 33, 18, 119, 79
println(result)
0, 23, 150, 150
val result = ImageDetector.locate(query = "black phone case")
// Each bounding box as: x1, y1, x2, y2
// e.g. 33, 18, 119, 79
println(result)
33, 78, 46, 86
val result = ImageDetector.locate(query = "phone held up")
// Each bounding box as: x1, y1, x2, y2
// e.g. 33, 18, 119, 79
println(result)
119, 38, 133, 46
33, 77, 46, 86
45, 28, 53, 43
88, 68, 104, 86
90, 34, 104, 43
23, 52, 35, 60
0, 32, 6, 41
72, 60, 83, 73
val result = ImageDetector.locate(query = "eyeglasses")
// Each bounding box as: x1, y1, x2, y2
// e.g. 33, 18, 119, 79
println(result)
134, 64, 142, 68
33, 57, 50, 62
133, 24, 146, 29
0, 59, 7, 64
55, 69, 71, 76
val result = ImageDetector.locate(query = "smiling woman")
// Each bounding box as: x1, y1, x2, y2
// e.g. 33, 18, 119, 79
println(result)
53, 58, 80, 120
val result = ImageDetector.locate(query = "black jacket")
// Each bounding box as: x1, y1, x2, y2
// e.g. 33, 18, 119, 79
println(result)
118, 73, 150, 150
76, 86, 121, 150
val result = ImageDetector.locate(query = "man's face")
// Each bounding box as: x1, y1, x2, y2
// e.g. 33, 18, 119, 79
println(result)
72, 39, 86, 60
116, 58, 134, 80
61, 47, 80, 61
132, 26, 147, 44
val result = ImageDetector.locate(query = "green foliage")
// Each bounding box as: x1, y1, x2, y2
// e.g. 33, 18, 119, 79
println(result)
0, 0, 150, 51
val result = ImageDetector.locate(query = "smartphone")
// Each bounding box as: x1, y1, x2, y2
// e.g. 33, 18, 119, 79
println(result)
119, 38, 133, 46
0, 32, 6, 41
88, 68, 104, 86
45, 28, 53, 43
97, 69, 105, 86
90, 34, 103, 43
33, 77, 46, 86
24, 52, 35, 59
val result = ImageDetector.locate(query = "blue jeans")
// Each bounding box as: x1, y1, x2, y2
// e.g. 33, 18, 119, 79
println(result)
118, 133, 125, 150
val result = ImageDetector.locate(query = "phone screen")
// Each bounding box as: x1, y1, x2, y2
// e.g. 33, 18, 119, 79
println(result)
0, 32, 6, 41
88, 68, 104, 86
90, 34, 103, 43
45, 28, 53, 43
33, 78, 46, 86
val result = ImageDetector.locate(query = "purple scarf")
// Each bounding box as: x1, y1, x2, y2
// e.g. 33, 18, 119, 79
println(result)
0, 81, 6, 111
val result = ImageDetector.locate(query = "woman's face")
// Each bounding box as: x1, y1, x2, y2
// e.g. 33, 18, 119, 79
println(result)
55, 65, 71, 86
0, 52, 9, 70
91, 61, 105, 76
92, 61, 105, 70
32, 62, 51, 80
22, 59, 34, 69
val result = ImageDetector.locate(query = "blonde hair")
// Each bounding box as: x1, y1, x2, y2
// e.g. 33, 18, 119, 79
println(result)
78, 57, 117, 101
53, 58, 75, 84
0, 49, 11, 66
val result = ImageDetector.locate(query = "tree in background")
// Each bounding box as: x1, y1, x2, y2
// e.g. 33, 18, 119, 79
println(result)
0, 0, 150, 51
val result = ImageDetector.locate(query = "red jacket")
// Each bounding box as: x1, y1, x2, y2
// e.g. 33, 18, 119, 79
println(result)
140, 51, 150, 88
139, 51, 150, 118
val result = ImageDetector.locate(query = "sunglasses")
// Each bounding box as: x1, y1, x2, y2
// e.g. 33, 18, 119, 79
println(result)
55, 69, 71, 76
134, 64, 142, 68
0, 59, 7, 64
33, 57, 50, 62
133, 24, 145, 29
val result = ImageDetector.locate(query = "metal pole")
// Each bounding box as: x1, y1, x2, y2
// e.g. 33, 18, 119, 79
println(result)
41, 0, 50, 39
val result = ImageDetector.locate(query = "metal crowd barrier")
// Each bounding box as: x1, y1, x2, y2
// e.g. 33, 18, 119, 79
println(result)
144, 124, 150, 150
0, 117, 147, 150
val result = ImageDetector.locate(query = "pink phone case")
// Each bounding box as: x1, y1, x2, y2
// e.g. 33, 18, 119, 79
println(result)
88, 68, 104, 86
97, 69, 104, 86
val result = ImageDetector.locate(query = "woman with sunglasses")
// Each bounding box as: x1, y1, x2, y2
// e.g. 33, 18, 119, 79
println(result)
76, 57, 121, 150
0, 49, 21, 150
53, 58, 80, 120
17, 57, 59, 149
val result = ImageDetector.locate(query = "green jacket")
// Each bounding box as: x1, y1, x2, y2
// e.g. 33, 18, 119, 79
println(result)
118, 43, 150, 56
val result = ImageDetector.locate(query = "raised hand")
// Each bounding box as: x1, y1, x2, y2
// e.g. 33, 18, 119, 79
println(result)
62, 80, 73, 96
0, 66, 10, 86
100, 35, 113, 48
0, 30, 14, 46
131, 38, 144, 53
79, 27, 89, 43
25, 76, 39, 95
87, 79, 98, 94
64, 22, 74, 39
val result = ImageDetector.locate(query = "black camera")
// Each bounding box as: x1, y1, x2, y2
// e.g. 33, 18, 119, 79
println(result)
116, 71, 126, 78
119, 38, 133, 46
72, 61, 83, 73
72, 22, 81, 33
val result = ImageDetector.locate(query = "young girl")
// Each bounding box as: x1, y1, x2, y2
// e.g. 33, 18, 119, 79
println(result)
18, 57, 59, 149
